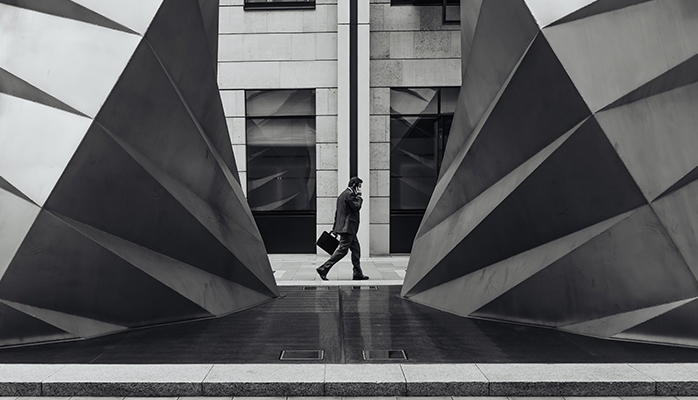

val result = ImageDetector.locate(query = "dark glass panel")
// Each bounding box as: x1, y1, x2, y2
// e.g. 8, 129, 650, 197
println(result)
244, 0, 315, 10
391, 0, 459, 4
247, 145, 316, 212
246, 89, 315, 117
390, 116, 438, 211
389, 87, 459, 253
247, 117, 315, 147
440, 87, 460, 113
390, 88, 438, 116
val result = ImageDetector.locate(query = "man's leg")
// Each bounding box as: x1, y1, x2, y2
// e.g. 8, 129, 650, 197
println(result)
350, 235, 368, 280
317, 234, 351, 280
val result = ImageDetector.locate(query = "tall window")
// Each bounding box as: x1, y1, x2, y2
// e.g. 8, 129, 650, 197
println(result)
390, 87, 459, 253
246, 89, 316, 253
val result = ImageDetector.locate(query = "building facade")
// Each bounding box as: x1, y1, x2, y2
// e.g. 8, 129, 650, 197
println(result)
218, 0, 462, 255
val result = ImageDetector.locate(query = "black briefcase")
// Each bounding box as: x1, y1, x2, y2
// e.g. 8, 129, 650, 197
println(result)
316, 231, 339, 255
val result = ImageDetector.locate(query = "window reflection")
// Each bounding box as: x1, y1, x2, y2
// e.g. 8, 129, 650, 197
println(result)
244, 0, 315, 10
390, 87, 459, 252
246, 90, 316, 213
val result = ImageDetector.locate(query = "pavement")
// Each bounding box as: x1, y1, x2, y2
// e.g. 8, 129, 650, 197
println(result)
3, 255, 698, 398
3, 363, 698, 397
269, 254, 408, 286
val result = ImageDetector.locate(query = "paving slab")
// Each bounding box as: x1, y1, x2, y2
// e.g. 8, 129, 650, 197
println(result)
401, 364, 488, 396
203, 364, 324, 397
177, 397, 230, 400
477, 364, 656, 396
0, 365, 66, 396
42, 365, 213, 397
631, 363, 698, 396
70, 397, 125, 400
325, 365, 406, 397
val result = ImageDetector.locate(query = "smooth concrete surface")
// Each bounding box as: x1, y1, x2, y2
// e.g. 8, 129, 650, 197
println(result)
3, 364, 698, 397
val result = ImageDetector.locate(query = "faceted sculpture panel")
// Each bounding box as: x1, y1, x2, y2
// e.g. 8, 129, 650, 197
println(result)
404, 0, 698, 347
0, 1, 278, 347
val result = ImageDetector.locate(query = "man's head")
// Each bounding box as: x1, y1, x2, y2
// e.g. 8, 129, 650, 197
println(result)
348, 176, 363, 189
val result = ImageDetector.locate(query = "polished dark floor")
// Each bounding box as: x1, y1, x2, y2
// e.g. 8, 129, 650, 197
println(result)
3, 286, 698, 363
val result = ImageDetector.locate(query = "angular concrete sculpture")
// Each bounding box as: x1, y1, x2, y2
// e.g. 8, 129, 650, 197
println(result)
0, 0, 278, 347
403, 0, 698, 347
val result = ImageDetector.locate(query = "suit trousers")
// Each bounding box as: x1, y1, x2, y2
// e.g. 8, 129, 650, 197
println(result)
318, 233, 363, 276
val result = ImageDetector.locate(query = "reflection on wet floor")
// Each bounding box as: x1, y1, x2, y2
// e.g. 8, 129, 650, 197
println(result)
1, 286, 698, 363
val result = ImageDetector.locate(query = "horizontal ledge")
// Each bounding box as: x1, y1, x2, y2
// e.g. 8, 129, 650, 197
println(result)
1, 363, 698, 396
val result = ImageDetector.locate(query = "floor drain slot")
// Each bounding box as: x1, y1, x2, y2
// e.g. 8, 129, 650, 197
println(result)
352, 286, 378, 290
280, 350, 324, 360
303, 286, 329, 290
362, 350, 407, 360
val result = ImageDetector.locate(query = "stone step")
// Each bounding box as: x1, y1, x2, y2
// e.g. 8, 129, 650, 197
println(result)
1, 363, 696, 397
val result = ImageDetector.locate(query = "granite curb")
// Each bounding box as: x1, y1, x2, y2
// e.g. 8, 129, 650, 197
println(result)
1, 363, 698, 397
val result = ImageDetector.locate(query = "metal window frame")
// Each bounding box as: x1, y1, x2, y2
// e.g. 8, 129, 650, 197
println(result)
243, 0, 315, 11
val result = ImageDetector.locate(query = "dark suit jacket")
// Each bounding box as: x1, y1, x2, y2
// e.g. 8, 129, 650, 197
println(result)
332, 188, 363, 235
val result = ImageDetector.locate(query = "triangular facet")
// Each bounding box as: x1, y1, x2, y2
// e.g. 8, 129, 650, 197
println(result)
440, 0, 539, 176
0, 0, 136, 34
616, 298, 698, 347
57, 213, 274, 315
0, 189, 40, 281
656, 165, 698, 201
474, 206, 698, 328
0, 174, 35, 205
144, 0, 239, 184
523, 0, 596, 27
0, 3, 141, 117
0, 301, 76, 347
596, 81, 698, 202
91, 40, 273, 293
0, 93, 92, 206
652, 179, 698, 283
408, 209, 637, 315
0, 67, 86, 116
423, 33, 590, 236
69, 0, 162, 35
459, 0, 483, 72
0, 299, 127, 339
561, 297, 697, 338
407, 118, 645, 297
602, 53, 698, 112
544, 0, 698, 112
0, 210, 211, 328
45, 116, 273, 297
403, 120, 582, 296
547, 0, 653, 27
198, 0, 219, 73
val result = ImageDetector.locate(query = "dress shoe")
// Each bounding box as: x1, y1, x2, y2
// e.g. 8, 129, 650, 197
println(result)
352, 275, 369, 280
316, 267, 328, 281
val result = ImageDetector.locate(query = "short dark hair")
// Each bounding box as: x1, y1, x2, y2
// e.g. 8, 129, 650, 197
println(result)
348, 176, 363, 188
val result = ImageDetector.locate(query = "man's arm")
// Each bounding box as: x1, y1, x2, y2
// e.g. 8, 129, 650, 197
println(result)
346, 192, 363, 212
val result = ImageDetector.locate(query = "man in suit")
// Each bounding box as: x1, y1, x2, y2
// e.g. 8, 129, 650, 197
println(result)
316, 176, 369, 281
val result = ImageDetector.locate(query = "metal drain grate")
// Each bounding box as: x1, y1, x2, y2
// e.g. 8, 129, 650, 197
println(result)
303, 286, 330, 290
352, 286, 378, 290
362, 350, 407, 360
280, 350, 324, 360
